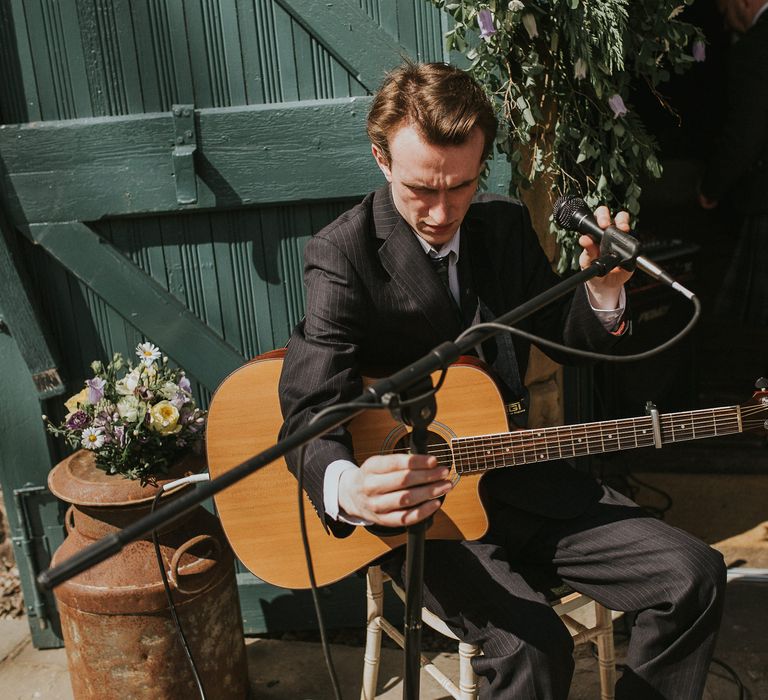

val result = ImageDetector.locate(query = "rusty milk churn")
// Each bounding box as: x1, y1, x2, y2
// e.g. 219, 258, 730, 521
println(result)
48, 450, 249, 699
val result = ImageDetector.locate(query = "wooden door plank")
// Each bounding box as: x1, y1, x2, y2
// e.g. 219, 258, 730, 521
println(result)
25, 221, 246, 392
0, 98, 379, 224
275, 0, 406, 91
0, 210, 63, 397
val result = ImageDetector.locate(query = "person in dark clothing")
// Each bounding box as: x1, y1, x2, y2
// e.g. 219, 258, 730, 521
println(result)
699, 0, 768, 323
281, 62, 726, 698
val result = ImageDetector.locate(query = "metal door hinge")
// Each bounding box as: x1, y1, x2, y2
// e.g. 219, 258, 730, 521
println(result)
12, 485, 51, 628
171, 104, 198, 205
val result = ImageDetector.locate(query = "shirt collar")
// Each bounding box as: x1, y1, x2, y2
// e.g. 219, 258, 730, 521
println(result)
412, 227, 461, 261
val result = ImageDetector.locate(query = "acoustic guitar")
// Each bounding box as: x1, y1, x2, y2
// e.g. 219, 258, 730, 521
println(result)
206, 350, 768, 589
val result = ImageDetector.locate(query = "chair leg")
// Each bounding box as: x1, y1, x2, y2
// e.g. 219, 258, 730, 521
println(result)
361, 567, 385, 700
457, 641, 480, 700
594, 603, 616, 700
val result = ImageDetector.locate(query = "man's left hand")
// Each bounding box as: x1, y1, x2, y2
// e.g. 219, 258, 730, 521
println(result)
580, 206, 634, 309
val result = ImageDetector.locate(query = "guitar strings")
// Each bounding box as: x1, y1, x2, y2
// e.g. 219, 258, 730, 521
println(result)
348, 404, 766, 465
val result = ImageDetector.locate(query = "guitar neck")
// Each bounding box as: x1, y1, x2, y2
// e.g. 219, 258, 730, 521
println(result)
452, 405, 743, 474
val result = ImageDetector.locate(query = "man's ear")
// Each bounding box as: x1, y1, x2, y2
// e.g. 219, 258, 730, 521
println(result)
371, 144, 392, 182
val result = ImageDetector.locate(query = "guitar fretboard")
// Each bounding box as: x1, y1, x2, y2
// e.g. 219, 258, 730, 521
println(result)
451, 406, 742, 474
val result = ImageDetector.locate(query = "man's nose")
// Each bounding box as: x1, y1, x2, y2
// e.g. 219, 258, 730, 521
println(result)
430, 195, 451, 224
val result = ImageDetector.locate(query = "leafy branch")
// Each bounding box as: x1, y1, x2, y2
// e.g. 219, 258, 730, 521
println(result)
431, 0, 704, 270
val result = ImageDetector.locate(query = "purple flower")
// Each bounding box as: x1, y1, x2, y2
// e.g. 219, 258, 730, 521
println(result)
66, 410, 91, 430
692, 40, 706, 62
170, 392, 188, 410
607, 94, 628, 119
178, 376, 191, 393
92, 410, 111, 429
86, 377, 106, 404
112, 425, 127, 447
477, 9, 496, 39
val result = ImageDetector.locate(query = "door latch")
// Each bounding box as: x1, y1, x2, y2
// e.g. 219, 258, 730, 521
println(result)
171, 104, 197, 204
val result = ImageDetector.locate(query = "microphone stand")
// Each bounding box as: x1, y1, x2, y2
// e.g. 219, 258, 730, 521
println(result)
37, 253, 626, 700
385, 375, 438, 699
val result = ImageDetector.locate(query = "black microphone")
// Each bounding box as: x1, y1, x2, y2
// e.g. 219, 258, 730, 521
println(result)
553, 194, 695, 300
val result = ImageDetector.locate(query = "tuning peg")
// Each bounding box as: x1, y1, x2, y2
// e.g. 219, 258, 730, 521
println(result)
755, 377, 768, 390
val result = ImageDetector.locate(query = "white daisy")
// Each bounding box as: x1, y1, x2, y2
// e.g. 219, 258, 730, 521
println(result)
81, 427, 105, 450
136, 341, 161, 367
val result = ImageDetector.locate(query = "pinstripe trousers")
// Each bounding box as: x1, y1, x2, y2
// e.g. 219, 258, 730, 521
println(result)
382, 483, 727, 699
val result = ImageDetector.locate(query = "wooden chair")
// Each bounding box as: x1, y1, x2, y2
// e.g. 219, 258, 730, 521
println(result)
361, 565, 617, 700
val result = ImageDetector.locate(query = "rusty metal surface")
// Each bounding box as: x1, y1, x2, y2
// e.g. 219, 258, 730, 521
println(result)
49, 451, 248, 698
52, 506, 233, 614
59, 572, 248, 699
48, 451, 206, 507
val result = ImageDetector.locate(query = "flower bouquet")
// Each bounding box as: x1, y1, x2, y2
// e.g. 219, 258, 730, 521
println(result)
46, 342, 206, 481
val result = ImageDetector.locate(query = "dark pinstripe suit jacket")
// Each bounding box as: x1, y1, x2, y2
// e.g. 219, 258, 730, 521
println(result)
279, 185, 620, 537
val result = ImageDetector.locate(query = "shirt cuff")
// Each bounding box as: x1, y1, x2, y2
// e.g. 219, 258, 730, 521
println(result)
323, 459, 373, 526
586, 285, 627, 332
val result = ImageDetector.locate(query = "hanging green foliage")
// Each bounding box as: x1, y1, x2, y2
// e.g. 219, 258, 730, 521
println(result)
430, 0, 705, 270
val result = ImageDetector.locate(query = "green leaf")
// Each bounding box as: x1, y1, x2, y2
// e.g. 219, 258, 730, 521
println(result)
522, 108, 536, 126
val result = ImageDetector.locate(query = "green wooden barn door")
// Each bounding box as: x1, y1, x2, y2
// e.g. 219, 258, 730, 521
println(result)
0, 0, 466, 647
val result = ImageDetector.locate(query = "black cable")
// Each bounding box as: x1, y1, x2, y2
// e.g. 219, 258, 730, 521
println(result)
151, 488, 207, 700
293, 372, 452, 700
624, 473, 673, 519
295, 440, 344, 700
709, 657, 748, 700
590, 632, 747, 699
457, 292, 700, 363
295, 398, 395, 700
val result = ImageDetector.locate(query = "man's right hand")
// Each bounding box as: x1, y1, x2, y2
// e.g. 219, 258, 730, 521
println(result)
337, 453, 453, 527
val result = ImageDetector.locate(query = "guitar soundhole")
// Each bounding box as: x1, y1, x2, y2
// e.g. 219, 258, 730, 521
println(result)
392, 430, 459, 487
365, 429, 459, 539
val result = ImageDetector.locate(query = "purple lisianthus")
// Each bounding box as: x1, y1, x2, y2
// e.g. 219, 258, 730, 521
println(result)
477, 9, 496, 39
178, 375, 191, 394
170, 391, 189, 410
692, 40, 706, 62
92, 410, 111, 429
86, 377, 106, 404
608, 94, 628, 119
112, 425, 127, 447
66, 410, 91, 430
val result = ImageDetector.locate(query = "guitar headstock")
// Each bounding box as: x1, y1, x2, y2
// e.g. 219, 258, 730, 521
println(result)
744, 377, 768, 433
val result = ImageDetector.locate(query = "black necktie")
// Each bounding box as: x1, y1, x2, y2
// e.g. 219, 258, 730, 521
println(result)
428, 254, 463, 325
429, 255, 452, 294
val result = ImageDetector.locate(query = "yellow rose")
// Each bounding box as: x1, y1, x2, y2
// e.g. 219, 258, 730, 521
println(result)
149, 400, 181, 435
64, 388, 90, 414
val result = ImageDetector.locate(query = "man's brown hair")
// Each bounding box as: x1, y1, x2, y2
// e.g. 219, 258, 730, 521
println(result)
366, 62, 498, 165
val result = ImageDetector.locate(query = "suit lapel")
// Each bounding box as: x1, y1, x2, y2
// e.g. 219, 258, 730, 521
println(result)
372, 186, 462, 337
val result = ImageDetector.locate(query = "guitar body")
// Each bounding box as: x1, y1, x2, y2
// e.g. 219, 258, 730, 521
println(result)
206, 351, 509, 589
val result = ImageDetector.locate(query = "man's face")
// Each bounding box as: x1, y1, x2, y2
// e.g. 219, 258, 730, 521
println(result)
371, 123, 485, 249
